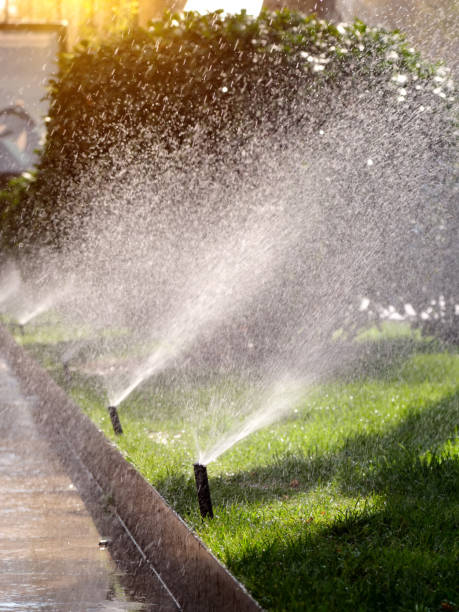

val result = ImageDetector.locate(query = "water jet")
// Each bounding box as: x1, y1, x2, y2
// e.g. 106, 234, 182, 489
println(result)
193, 463, 214, 519
107, 405, 123, 435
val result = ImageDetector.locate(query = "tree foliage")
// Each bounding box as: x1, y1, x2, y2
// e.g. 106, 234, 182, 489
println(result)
0, 10, 456, 341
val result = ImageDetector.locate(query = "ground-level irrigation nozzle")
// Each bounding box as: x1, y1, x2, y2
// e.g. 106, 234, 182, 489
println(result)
63, 361, 71, 385
193, 463, 214, 519
108, 405, 123, 435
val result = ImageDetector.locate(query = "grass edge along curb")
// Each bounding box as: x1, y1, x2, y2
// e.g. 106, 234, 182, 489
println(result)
0, 322, 262, 612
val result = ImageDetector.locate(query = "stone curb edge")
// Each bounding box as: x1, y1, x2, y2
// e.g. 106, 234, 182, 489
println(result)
0, 324, 262, 612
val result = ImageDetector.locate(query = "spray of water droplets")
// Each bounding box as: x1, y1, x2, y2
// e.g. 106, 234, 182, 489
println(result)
1, 19, 456, 464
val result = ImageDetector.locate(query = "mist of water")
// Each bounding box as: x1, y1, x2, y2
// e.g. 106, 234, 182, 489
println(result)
199, 376, 307, 464
5, 21, 456, 463
15, 283, 73, 327
337, 0, 458, 74
108, 198, 299, 406
0, 262, 21, 310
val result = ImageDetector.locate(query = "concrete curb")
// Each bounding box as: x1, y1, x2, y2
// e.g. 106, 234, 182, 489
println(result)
0, 324, 262, 612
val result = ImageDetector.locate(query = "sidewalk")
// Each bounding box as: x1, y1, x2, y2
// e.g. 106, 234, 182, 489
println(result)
0, 354, 179, 611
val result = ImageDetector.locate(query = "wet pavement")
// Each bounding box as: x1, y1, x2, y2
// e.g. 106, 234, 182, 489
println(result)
0, 355, 180, 611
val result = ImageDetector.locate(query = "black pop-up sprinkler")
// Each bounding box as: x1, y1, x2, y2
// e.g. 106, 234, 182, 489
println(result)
193, 463, 214, 519
107, 405, 123, 435
63, 361, 70, 384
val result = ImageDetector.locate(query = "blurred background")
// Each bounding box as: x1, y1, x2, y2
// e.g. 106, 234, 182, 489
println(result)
0, 0, 457, 64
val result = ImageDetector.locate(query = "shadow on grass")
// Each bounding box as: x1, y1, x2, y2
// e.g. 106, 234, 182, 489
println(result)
151, 390, 458, 610
152, 387, 458, 518
228, 450, 458, 611
19, 340, 67, 368
217, 391, 459, 611
14, 326, 459, 609
201, 389, 459, 504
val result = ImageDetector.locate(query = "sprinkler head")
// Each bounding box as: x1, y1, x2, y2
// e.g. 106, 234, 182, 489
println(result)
193, 463, 214, 519
63, 362, 71, 385
107, 405, 123, 435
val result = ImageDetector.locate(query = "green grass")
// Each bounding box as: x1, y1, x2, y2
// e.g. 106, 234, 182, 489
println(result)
9, 319, 459, 611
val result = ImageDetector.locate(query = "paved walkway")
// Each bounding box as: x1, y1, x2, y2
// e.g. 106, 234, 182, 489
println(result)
0, 354, 179, 611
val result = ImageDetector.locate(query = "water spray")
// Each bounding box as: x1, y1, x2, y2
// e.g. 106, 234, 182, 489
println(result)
107, 405, 123, 435
193, 463, 214, 519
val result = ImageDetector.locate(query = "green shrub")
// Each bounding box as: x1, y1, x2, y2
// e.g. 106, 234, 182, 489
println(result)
3, 9, 433, 249
1, 10, 455, 342
0, 172, 36, 255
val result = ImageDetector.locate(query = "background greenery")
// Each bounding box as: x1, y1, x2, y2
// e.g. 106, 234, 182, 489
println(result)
1, 10, 456, 343
1, 10, 457, 609
0, 10, 431, 248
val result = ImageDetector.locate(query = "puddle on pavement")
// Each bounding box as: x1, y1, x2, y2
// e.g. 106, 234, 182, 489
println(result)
0, 357, 179, 611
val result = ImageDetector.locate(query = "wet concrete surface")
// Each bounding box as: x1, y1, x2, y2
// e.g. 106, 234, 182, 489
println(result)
0, 355, 180, 611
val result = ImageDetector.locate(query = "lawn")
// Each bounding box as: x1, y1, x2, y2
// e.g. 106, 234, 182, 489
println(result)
9, 319, 459, 611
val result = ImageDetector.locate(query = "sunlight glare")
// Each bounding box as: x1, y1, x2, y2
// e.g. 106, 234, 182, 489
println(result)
1, 0, 18, 17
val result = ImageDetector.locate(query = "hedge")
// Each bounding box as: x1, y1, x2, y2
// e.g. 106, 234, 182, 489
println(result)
0, 9, 456, 341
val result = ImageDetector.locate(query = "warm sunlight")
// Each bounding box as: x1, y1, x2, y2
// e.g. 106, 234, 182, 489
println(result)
183, 0, 263, 17
1, 0, 18, 18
